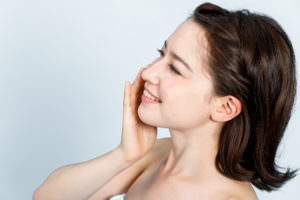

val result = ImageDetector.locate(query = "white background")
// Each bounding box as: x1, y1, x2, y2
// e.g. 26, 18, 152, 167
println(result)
0, 0, 299, 199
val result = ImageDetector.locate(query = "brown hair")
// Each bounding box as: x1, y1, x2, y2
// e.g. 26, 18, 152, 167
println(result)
187, 2, 299, 191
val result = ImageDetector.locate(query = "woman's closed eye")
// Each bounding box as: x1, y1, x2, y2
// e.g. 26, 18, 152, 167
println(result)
156, 48, 181, 75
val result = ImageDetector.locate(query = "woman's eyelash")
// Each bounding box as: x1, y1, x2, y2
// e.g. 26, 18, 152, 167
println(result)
156, 48, 181, 75
168, 64, 181, 75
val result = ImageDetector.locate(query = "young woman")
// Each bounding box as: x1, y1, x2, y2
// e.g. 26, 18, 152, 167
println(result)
34, 2, 298, 200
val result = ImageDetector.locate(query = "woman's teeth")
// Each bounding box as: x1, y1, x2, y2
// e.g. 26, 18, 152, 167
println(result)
143, 90, 160, 102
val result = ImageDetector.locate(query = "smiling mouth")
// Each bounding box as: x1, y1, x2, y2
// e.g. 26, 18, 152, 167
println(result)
141, 93, 161, 103
143, 89, 161, 102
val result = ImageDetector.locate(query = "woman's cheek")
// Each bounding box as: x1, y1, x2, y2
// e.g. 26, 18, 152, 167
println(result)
161, 82, 177, 100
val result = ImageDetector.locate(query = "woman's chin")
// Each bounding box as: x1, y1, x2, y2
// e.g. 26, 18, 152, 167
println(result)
137, 105, 160, 126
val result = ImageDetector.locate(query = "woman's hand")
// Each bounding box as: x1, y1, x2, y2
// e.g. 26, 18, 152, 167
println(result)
34, 67, 155, 200
118, 65, 158, 162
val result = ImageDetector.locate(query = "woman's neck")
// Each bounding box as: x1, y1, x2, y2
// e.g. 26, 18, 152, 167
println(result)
159, 123, 223, 181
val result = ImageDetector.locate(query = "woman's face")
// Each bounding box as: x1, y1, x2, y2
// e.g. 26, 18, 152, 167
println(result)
138, 19, 216, 131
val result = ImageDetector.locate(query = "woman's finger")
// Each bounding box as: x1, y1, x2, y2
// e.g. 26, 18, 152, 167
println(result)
132, 64, 150, 90
135, 64, 150, 95
123, 80, 131, 118
131, 67, 143, 91
133, 67, 145, 94
131, 67, 146, 107
134, 68, 146, 105
124, 65, 150, 114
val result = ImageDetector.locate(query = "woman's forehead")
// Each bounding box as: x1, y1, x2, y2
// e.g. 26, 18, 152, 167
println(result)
167, 20, 209, 74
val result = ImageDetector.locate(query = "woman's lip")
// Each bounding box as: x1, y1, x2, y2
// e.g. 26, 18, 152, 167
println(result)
141, 94, 161, 103
144, 88, 160, 100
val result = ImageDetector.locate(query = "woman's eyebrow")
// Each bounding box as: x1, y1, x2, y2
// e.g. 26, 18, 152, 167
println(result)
164, 40, 193, 73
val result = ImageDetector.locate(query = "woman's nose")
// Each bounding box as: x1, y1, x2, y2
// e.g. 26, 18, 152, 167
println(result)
141, 63, 160, 85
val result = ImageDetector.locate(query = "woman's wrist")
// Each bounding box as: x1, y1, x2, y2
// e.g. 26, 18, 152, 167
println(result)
113, 146, 136, 165
114, 145, 142, 164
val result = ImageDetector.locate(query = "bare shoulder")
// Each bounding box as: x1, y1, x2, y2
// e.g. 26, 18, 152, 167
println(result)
226, 195, 258, 200
224, 184, 258, 200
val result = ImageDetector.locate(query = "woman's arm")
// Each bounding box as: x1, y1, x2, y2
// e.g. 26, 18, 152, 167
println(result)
88, 137, 171, 200
34, 138, 170, 200
33, 147, 135, 200
34, 67, 159, 200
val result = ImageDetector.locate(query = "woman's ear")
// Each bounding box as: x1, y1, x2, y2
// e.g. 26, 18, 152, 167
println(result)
210, 96, 242, 122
